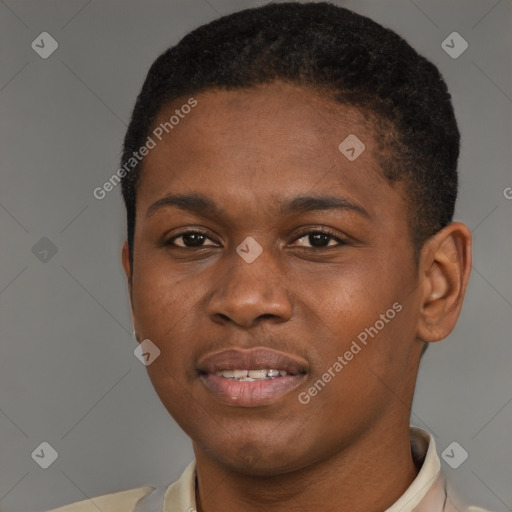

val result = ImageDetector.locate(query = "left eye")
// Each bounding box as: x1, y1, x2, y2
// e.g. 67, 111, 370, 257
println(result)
291, 231, 346, 248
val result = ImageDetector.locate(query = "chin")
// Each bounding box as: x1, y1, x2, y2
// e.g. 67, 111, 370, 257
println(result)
195, 433, 318, 476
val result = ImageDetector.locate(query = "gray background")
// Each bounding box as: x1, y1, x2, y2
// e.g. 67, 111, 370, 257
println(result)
0, 0, 511, 510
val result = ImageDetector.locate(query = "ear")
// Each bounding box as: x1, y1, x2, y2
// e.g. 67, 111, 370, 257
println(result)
121, 240, 132, 289
122, 240, 138, 341
416, 222, 472, 343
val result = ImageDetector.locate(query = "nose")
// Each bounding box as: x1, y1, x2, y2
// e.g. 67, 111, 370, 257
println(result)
207, 244, 293, 328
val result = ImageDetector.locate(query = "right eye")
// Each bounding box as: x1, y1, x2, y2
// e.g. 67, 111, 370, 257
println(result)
166, 230, 219, 248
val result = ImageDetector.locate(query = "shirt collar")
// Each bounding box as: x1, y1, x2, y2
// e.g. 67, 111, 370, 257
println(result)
386, 426, 446, 511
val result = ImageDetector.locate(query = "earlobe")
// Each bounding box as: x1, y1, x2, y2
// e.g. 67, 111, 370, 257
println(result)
416, 222, 472, 343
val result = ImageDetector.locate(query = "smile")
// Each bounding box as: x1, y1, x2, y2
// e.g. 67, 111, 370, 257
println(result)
197, 347, 308, 406
215, 369, 291, 380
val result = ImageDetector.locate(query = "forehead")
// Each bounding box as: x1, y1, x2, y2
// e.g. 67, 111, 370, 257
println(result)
136, 82, 402, 222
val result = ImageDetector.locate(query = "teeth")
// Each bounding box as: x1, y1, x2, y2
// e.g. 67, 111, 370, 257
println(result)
248, 369, 267, 379
215, 369, 289, 380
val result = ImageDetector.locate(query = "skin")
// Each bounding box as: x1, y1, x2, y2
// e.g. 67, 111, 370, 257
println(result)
122, 81, 472, 512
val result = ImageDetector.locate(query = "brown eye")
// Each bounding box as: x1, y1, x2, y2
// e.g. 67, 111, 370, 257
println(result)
168, 231, 217, 248
292, 229, 346, 249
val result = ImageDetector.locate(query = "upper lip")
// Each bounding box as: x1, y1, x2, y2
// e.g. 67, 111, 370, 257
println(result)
197, 347, 309, 375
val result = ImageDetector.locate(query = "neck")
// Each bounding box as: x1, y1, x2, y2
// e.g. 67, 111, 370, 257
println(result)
194, 419, 419, 512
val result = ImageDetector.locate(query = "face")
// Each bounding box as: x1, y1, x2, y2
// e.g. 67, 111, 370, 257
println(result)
123, 82, 425, 475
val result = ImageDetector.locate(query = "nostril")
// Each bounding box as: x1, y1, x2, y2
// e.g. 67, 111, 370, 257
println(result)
258, 313, 277, 320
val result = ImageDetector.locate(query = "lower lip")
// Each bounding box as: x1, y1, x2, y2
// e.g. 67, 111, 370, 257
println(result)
200, 373, 305, 407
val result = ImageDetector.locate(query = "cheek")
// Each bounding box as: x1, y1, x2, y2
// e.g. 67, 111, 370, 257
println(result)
303, 255, 417, 379
307, 258, 403, 331
309, 291, 419, 423
131, 256, 196, 326
295, 311, 416, 446
130, 261, 205, 382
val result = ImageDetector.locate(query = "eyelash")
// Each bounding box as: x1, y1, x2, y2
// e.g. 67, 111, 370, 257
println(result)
165, 228, 347, 250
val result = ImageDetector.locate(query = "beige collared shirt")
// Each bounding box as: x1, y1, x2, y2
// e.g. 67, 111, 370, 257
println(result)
48, 427, 491, 512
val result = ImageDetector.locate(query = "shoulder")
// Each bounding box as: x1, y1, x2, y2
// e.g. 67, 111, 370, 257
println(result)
46, 485, 154, 512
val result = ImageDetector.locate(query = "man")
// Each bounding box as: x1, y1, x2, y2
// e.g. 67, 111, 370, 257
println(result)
50, 2, 490, 511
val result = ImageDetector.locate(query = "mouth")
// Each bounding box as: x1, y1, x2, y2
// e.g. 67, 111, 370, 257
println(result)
214, 368, 292, 381
197, 347, 308, 407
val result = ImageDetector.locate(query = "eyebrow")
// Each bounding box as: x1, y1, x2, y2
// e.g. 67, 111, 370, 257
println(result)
146, 193, 369, 219
279, 194, 369, 218
146, 194, 219, 219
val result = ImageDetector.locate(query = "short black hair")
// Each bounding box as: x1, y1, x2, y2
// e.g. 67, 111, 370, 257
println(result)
121, 1, 459, 268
